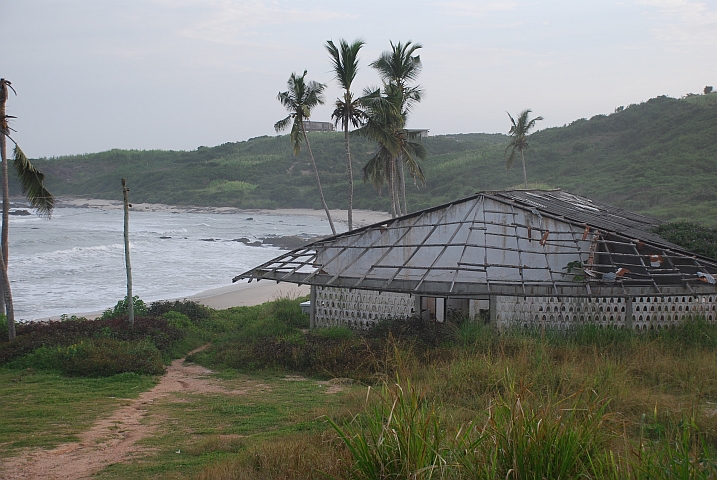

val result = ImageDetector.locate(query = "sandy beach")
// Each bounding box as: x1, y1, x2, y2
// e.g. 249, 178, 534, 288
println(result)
187, 281, 310, 309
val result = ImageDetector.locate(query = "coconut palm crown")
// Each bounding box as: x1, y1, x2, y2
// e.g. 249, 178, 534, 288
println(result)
505, 109, 543, 188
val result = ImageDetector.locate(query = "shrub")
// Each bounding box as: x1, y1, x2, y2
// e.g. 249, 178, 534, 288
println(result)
653, 221, 717, 261
99, 296, 148, 320
63, 338, 165, 376
0, 315, 185, 365
148, 300, 212, 323
366, 316, 458, 347
163, 311, 195, 330
10, 338, 165, 376
270, 296, 309, 329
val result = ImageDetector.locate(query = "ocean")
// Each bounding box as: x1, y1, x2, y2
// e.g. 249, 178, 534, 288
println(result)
8, 207, 338, 320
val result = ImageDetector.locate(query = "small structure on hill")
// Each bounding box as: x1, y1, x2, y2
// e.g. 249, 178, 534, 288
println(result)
302, 121, 335, 132
234, 190, 717, 330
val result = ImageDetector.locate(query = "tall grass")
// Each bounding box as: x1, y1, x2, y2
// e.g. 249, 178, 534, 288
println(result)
328, 380, 451, 479
186, 309, 717, 479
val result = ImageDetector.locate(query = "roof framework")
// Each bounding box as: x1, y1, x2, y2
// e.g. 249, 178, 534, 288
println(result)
234, 190, 717, 298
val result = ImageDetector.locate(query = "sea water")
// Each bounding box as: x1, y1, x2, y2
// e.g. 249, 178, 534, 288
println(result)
8, 207, 338, 320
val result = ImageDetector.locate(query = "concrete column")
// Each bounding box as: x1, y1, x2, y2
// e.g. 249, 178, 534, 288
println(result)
436, 297, 445, 323
625, 296, 633, 330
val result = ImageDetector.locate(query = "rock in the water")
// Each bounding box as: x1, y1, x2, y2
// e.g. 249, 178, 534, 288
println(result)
9, 209, 31, 216
261, 235, 326, 250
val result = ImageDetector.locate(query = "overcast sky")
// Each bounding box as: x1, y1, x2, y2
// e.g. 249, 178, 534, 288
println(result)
2, 0, 716, 158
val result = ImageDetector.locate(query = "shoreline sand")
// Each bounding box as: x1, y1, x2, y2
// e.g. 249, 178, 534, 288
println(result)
43, 281, 310, 321
53, 197, 391, 229
35, 197, 385, 319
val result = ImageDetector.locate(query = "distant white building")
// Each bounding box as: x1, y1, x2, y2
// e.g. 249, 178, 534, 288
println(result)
406, 128, 429, 138
303, 121, 335, 132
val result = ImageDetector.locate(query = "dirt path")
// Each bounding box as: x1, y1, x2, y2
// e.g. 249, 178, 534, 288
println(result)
0, 346, 218, 480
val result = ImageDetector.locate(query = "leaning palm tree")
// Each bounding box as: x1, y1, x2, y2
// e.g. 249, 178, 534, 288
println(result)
505, 109, 543, 189
326, 38, 365, 231
274, 71, 336, 235
1, 78, 54, 341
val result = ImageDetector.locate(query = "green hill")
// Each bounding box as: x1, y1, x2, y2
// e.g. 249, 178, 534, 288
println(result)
22, 95, 717, 226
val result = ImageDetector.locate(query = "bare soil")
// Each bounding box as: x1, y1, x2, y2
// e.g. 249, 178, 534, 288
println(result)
0, 346, 225, 480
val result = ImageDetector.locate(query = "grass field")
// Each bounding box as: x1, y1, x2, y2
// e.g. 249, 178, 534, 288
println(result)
2, 298, 717, 478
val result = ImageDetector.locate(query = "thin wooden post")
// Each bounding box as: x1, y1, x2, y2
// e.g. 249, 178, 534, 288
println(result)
122, 178, 134, 326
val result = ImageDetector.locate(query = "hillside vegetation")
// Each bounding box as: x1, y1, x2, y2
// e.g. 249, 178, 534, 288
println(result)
24, 95, 717, 226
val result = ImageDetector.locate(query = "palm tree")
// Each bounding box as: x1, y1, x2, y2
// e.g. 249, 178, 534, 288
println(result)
274, 71, 336, 235
370, 41, 423, 109
505, 109, 543, 189
357, 85, 426, 217
372, 41, 423, 215
1, 78, 54, 341
326, 38, 365, 231
359, 41, 425, 216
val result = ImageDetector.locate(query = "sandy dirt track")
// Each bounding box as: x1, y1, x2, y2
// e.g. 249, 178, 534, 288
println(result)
0, 346, 219, 480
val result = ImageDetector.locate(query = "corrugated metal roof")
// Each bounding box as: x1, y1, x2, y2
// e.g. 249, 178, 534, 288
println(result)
234, 190, 717, 297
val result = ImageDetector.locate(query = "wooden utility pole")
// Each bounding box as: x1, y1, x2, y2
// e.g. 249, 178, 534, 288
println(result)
122, 178, 134, 326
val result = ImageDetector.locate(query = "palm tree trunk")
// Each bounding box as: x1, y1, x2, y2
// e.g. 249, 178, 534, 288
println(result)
302, 125, 337, 235
391, 158, 400, 217
521, 149, 528, 189
343, 122, 354, 231
387, 161, 396, 218
0, 248, 15, 341
398, 155, 407, 215
0, 92, 8, 317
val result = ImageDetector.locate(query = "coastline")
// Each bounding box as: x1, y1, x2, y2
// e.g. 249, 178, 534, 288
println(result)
54, 197, 391, 229
44, 281, 310, 321
33, 197, 387, 319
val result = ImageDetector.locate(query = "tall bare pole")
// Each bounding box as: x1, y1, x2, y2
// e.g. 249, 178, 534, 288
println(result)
122, 179, 134, 326
0, 78, 12, 316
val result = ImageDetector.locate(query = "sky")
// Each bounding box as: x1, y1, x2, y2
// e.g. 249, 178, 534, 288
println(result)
2, 0, 717, 158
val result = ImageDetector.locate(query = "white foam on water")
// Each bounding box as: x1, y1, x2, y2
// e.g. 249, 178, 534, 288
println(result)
8, 207, 337, 320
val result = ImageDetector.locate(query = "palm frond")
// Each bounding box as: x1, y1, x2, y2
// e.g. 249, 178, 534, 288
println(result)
290, 121, 303, 156
13, 145, 54, 218
362, 147, 392, 192
370, 41, 423, 87
274, 115, 293, 133
505, 145, 518, 171
326, 38, 364, 92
